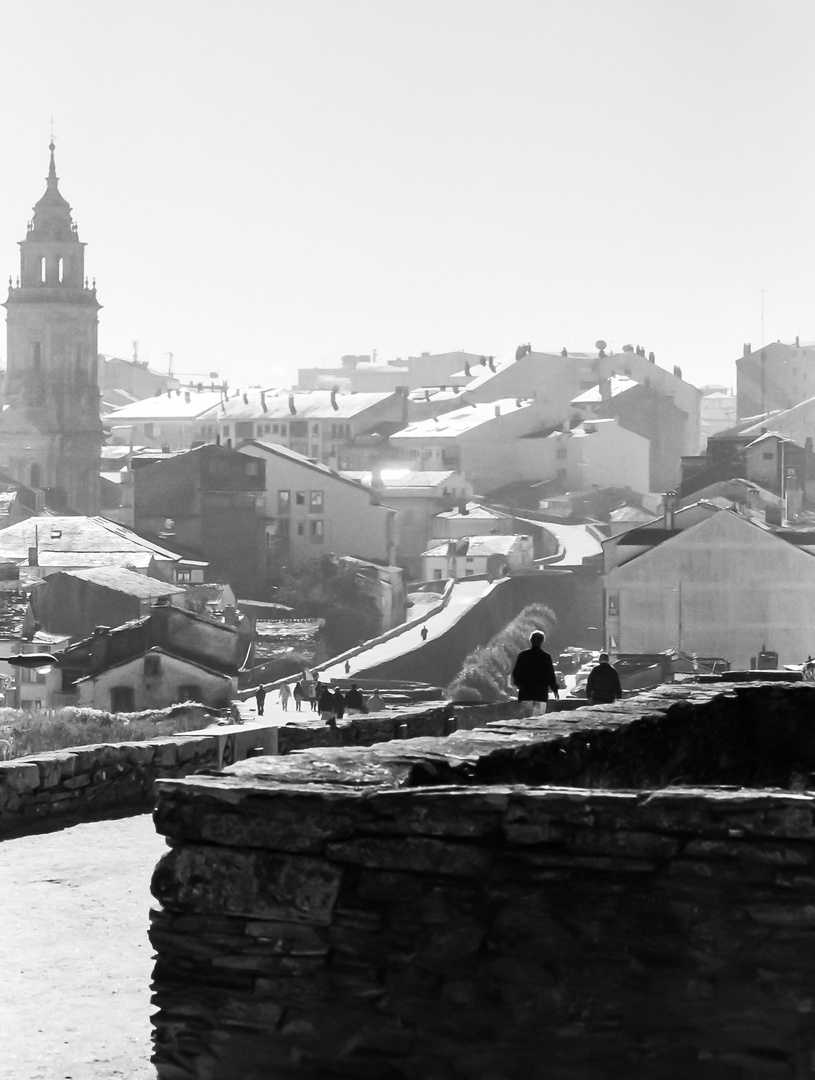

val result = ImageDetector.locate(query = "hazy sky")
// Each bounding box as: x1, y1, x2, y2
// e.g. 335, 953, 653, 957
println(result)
1, 0, 813, 391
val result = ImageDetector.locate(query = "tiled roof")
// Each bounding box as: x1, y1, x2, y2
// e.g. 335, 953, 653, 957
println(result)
391, 400, 532, 439
0, 516, 183, 563
57, 566, 185, 598
219, 389, 398, 421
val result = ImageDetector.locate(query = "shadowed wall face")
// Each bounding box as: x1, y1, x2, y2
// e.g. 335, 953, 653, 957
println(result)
149, 683, 815, 1079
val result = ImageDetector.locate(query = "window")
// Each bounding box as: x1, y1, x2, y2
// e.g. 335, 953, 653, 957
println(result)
279, 424, 287, 435
235, 421, 254, 440
245, 460, 260, 477
762, 451, 774, 460
40, 257, 46, 283
465, 570, 474, 576
272, 424, 279, 434
310, 519, 324, 542
275, 518, 290, 538
266, 524, 276, 547
607, 593, 619, 616
278, 490, 291, 514
311, 424, 320, 436
309, 490, 324, 512
110, 686, 135, 712
143, 423, 154, 438
433, 570, 443, 580
176, 569, 192, 583
466, 557, 474, 563
297, 522, 305, 536
178, 684, 201, 703
57, 257, 64, 283
21, 668, 47, 684
290, 420, 307, 437
144, 654, 161, 678
30, 463, 41, 489
295, 491, 306, 506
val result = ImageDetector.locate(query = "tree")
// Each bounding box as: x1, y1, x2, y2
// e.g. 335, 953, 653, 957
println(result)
271, 556, 381, 655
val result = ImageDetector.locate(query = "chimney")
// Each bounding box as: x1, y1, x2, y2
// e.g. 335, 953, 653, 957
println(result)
243, 393, 249, 405
494, 405, 501, 417
673, 365, 682, 380
184, 391, 191, 404
561, 347, 568, 357
371, 463, 385, 491
600, 378, 612, 401
743, 342, 751, 357
796, 336, 800, 347
261, 392, 268, 413
648, 351, 656, 363
662, 491, 678, 529
458, 500, 469, 515
288, 394, 297, 415
330, 389, 339, 411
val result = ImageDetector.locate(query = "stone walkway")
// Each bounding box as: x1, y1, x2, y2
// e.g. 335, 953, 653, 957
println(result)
0, 814, 165, 1079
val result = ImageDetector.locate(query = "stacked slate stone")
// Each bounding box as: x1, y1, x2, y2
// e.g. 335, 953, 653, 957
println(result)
0, 735, 220, 835
151, 683, 815, 1079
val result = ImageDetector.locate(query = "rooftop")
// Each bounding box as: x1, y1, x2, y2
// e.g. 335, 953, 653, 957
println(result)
104, 390, 223, 422
571, 375, 639, 404
55, 566, 186, 599
341, 469, 460, 493
219, 389, 399, 421
391, 399, 532, 439
422, 534, 526, 557
0, 516, 184, 565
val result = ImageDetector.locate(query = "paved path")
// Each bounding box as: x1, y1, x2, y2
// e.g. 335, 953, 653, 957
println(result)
0, 814, 165, 1080
319, 577, 499, 682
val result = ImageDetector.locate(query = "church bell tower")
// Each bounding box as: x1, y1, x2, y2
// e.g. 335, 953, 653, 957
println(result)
2, 142, 102, 513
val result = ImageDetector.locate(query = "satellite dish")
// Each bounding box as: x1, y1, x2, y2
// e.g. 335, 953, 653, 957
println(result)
595, 339, 607, 351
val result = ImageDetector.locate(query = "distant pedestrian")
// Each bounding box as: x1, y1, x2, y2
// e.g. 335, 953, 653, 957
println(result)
345, 660, 351, 675
420, 626, 428, 641
293, 681, 305, 712
309, 680, 319, 711
345, 683, 367, 715
318, 685, 336, 727
255, 686, 267, 716
333, 687, 346, 720
278, 683, 292, 711
585, 653, 622, 705
511, 630, 559, 717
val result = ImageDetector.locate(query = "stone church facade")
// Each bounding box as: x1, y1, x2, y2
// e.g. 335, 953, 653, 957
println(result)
2, 143, 102, 514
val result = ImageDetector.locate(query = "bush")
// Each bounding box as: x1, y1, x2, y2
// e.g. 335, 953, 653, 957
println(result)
447, 603, 556, 702
0, 702, 216, 760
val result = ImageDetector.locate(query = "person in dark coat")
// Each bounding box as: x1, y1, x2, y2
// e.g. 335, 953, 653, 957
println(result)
585, 653, 622, 705
511, 630, 559, 717
333, 687, 346, 720
318, 685, 336, 727
345, 683, 367, 714
255, 686, 266, 716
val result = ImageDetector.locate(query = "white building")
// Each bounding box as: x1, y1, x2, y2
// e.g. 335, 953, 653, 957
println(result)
514, 418, 650, 496
421, 534, 534, 581
74, 646, 235, 712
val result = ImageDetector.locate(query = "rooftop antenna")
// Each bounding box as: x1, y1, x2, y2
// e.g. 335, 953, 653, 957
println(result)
760, 289, 766, 347
165, 352, 174, 378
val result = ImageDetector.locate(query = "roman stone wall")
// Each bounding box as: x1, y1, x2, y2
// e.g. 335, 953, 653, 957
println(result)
150, 682, 815, 1079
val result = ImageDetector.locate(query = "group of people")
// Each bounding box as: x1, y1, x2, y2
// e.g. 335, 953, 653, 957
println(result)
511, 631, 622, 716
254, 675, 389, 727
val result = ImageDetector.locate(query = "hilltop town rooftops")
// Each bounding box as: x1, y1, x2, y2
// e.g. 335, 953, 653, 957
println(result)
240, 441, 379, 494
218, 389, 401, 421
392, 399, 533, 439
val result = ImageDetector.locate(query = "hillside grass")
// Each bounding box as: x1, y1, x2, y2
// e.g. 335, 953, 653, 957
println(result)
447, 603, 557, 703
0, 703, 219, 761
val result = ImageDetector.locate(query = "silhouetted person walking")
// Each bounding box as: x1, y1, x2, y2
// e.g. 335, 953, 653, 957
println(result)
585, 653, 622, 705
511, 630, 559, 717
255, 686, 266, 716
420, 626, 428, 641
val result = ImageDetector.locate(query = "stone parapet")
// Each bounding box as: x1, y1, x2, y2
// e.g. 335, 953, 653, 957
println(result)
150, 681, 815, 1079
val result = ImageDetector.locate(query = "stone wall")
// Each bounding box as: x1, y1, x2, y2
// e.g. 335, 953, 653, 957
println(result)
0, 722, 277, 837
150, 682, 815, 1079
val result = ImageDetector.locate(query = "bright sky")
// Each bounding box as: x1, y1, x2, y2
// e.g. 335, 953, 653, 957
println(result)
1, 0, 813, 392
